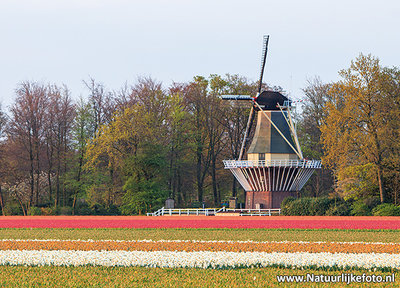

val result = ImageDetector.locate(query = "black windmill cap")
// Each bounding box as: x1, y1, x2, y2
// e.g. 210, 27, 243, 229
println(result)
255, 91, 289, 110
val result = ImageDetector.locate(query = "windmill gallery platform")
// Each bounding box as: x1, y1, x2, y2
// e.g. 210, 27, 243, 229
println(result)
223, 159, 321, 209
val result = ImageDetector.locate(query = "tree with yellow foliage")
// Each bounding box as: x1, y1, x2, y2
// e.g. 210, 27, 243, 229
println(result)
321, 54, 400, 203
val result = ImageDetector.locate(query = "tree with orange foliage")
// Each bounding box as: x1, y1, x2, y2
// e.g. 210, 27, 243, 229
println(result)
321, 54, 400, 203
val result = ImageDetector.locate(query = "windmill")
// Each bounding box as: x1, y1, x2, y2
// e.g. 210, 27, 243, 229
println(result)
222, 35, 321, 209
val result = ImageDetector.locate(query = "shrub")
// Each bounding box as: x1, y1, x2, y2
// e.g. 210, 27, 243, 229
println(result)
121, 178, 168, 215
364, 197, 381, 209
280, 196, 296, 215
281, 196, 296, 209
282, 197, 312, 216
106, 204, 121, 215
351, 201, 371, 216
325, 202, 351, 216
1, 207, 10, 216
27, 206, 42, 216
2, 203, 24, 215
372, 203, 400, 216
90, 204, 107, 215
41, 207, 56, 216
57, 206, 72, 215
282, 197, 337, 216
309, 197, 334, 216
75, 202, 93, 215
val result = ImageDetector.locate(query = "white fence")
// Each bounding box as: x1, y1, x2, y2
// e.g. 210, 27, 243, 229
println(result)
147, 207, 281, 216
225, 208, 281, 216
147, 207, 224, 216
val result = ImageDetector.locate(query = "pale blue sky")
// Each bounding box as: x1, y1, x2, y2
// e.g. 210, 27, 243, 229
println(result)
1, 0, 399, 107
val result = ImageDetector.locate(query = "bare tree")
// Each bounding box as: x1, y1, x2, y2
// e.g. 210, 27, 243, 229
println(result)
83, 78, 115, 135
46, 85, 75, 207
0, 104, 7, 214
299, 77, 334, 197
8, 81, 48, 207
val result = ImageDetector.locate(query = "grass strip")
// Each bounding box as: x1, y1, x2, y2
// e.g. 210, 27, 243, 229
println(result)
0, 228, 398, 243
0, 266, 396, 287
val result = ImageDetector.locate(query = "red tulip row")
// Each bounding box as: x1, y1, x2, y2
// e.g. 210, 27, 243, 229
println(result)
0, 216, 400, 229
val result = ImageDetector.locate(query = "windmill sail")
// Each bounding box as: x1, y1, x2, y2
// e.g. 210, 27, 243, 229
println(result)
239, 35, 270, 159
258, 35, 269, 93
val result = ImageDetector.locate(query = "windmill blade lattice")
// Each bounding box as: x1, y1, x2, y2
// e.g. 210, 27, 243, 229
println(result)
257, 35, 270, 94
239, 35, 270, 159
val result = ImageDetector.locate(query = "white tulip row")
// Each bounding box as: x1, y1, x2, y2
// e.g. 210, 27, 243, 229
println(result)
0, 250, 399, 269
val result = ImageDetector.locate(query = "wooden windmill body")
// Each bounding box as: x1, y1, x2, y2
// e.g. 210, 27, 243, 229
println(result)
222, 36, 321, 209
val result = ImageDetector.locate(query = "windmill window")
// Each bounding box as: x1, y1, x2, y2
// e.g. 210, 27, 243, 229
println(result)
259, 153, 265, 161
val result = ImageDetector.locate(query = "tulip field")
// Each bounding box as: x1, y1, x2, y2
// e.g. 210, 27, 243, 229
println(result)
0, 216, 399, 287
1, 215, 400, 229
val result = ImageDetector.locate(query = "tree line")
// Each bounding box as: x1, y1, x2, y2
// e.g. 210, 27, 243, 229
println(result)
0, 53, 399, 215
0, 75, 261, 215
